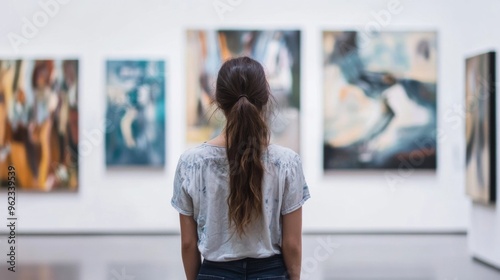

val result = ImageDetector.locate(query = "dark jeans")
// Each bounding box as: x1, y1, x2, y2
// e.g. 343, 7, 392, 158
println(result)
197, 254, 289, 280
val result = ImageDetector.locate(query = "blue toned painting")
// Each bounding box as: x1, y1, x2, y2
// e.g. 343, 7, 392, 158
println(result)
105, 60, 165, 166
323, 31, 437, 170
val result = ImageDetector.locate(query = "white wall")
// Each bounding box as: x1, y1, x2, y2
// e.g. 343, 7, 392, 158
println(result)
0, 0, 477, 233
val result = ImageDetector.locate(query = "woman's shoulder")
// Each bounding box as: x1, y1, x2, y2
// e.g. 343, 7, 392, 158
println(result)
176, 143, 300, 165
178, 143, 225, 163
267, 144, 301, 165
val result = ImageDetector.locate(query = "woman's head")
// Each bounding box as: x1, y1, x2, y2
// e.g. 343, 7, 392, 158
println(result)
215, 56, 270, 114
215, 56, 271, 236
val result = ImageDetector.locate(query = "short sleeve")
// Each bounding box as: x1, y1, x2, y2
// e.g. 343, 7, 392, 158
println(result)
171, 159, 194, 216
281, 154, 311, 215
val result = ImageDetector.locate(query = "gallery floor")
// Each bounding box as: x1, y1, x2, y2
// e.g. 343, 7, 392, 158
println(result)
1, 234, 499, 280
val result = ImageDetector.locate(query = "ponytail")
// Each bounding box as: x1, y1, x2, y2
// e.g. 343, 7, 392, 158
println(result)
225, 95, 269, 236
215, 57, 271, 236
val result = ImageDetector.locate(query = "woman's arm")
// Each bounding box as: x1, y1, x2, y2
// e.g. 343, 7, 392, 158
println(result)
282, 207, 302, 280
179, 214, 201, 280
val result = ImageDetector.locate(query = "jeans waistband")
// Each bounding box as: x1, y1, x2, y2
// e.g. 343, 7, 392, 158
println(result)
203, 254, 283, 269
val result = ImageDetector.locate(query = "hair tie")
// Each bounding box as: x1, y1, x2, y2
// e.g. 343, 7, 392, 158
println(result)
237, 94, 249, 101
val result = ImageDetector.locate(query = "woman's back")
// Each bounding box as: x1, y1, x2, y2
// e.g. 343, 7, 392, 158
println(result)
172, 142, 310, 262
172, 56, 307, 279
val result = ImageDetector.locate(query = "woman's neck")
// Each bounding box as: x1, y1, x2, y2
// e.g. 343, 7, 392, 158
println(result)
206, 134, 226, 147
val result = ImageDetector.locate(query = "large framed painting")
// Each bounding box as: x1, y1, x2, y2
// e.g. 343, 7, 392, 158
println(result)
186, 30, 301, 152
105, 60, 166, 167
465, 51, 496, 205
0, 59, 79, 191
323, 31, 438, 170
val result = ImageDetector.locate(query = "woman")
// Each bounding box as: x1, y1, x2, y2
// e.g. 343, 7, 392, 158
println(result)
172, 57, 310, 280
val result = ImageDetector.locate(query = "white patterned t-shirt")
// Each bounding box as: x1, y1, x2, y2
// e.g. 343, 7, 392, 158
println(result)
171, 143, 310, 262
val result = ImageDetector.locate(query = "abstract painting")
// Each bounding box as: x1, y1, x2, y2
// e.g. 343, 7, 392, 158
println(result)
466, 51, 496, 205
186, 30, 301, 152
323, 31, 437, 170
105, 60, 166, 166
0, 59, 79, 191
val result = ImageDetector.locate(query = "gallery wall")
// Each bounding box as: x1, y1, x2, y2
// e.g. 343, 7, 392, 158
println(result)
0, 0, 485, 233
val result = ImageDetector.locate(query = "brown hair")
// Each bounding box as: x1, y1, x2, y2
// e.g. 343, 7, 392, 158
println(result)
215, 56, 271, 236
